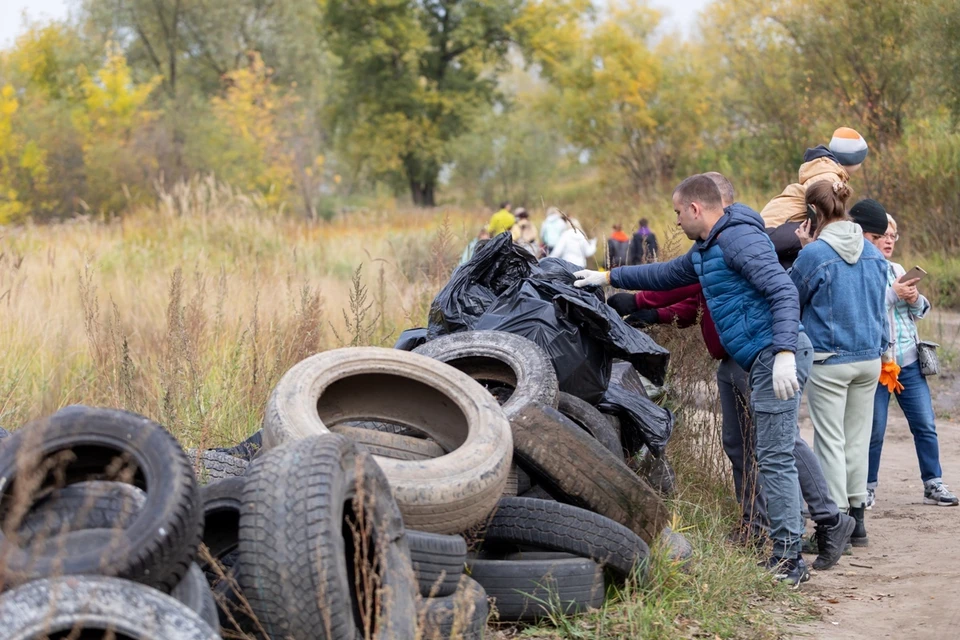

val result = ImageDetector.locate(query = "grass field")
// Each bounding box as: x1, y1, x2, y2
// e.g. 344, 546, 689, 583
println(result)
1, 178, 815, 638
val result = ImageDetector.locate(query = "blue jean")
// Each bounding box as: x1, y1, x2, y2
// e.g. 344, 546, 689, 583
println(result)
868, 360, 943, 485
717, 356, 839, 532
748, 332, 813, 559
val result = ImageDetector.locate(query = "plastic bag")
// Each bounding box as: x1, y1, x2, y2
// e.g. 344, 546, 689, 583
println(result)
597, 381, 675, 457
427, 232, 538, 338
394, 328, 428, 351
474, 279, 611, 403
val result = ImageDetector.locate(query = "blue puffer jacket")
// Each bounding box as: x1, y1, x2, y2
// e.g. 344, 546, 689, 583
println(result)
610, 204, 800, 370
789, 220, 889, 364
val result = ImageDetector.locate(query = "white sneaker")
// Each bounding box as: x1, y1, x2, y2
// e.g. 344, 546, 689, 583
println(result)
866, 487, 875, 510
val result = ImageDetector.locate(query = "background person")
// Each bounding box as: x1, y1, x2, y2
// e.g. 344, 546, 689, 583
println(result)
540, 206, 567, 255
510, 208, 539, 256
628, 218, 659, 264
459, 227, 491, 265
549, 218, 597, 268
607, 223, 630, 268
487, 201, 515, 236
850, 201, 959, 509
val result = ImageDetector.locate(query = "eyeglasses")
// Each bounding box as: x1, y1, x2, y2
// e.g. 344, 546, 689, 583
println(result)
868, 232, 899, 242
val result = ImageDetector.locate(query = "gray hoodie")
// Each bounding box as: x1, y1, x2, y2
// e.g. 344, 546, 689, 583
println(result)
817, 220, 864, 264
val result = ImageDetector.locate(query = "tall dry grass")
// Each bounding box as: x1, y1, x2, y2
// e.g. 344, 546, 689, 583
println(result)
0, 176, 685, 443
0, 177, 811, 639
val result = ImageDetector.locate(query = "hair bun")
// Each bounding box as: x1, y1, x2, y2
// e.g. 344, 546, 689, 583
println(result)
832, 181, 851, 201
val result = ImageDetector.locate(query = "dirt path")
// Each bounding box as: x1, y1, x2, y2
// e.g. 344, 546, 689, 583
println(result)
791, 369, 960, 640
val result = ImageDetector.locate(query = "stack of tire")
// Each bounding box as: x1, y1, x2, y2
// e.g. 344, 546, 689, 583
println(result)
0, 330, 686, 638
0, 406, 220, 639
247, 331, 689, 629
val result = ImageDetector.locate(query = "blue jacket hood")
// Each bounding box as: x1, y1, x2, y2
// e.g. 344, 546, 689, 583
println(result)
803, 145, 839, 164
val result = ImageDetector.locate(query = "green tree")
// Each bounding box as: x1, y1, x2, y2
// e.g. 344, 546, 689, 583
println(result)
448, 77, 567, 206
527, 1, 711, 191
320, 0, 522, 206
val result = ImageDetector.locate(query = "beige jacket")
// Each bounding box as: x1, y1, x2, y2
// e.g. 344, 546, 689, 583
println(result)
760, 157, 850, 228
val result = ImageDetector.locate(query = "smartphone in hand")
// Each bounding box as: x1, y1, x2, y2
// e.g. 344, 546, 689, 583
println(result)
899, 266, 927, 283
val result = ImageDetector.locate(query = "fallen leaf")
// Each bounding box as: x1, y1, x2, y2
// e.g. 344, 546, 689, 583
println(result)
827, 599, 840, 604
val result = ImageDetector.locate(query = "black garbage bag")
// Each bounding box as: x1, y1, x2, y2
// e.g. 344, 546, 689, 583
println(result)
474, 266, 670, 403
394, 328, 428, 351
427, 232, 538, 338
610, 359, 649, 398
474, 280, 611, 403
597, 382, 674, 457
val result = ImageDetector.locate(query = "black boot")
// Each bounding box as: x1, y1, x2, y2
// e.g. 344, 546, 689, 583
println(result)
849, 505, 868, 547
812, 513, 856, 570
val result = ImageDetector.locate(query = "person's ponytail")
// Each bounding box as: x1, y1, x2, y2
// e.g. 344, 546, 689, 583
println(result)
806, 180, 852, 233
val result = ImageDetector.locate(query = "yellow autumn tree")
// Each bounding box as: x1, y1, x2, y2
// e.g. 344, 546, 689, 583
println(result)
524, 0, 711, 190
210, 52, 297, 208
0, 84, 26, 223
73, 43, 162, 214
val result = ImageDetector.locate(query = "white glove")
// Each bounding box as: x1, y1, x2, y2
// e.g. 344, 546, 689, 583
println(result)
573, 269, 609, 288
772, 351, 800, 401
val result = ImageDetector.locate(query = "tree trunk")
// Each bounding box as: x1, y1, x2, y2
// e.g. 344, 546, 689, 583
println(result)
404, 158, 438, 207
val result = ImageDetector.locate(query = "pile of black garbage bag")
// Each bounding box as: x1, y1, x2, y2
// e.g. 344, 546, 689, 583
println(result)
397, 232, 675, 458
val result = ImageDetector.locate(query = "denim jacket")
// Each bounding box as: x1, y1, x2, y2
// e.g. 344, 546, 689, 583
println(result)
790, 221, 889, 364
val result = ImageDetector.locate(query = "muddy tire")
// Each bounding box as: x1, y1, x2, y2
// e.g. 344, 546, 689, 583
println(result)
557, 392, 624, 460
407, 530, 467, 598
0, 406, 203, 592
0, 576, 219, 640
413, 330, 559, 415
478, 497, 649, 579
418, 576, 488, 640
238, 433, 416, 639
468, 551, 604, 621
508, 402, 668, 544
262, 347, 513, 534
330, 425, 446, 460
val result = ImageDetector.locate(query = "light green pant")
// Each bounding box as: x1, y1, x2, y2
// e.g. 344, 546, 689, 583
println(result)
807, 358, 881, 509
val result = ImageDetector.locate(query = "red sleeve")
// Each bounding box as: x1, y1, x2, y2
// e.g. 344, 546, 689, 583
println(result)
656, 297, 702, 328
633, 283, 703, 309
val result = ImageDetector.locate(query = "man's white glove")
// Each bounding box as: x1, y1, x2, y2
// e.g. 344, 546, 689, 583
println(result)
772, 351, 800, 401
573, 269, 609, 288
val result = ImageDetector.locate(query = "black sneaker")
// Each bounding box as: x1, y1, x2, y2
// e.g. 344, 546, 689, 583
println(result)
849, 505, 868, 547
762, 556, 810, 589
812, 513, 856, 570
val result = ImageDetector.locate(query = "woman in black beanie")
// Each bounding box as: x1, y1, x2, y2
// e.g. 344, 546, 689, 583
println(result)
850, 201, 958, 510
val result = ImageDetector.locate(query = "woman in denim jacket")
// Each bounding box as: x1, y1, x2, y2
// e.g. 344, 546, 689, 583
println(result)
851, 204, 959, 509
790, 181, 889, 547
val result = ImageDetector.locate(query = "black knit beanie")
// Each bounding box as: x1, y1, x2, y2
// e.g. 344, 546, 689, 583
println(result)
849, 199, 889, 235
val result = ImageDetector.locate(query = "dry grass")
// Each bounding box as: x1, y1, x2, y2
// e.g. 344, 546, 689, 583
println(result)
0, 177, 813, 638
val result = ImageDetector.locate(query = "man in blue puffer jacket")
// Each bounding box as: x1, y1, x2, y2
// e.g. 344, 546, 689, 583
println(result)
574, 174, 815, 587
